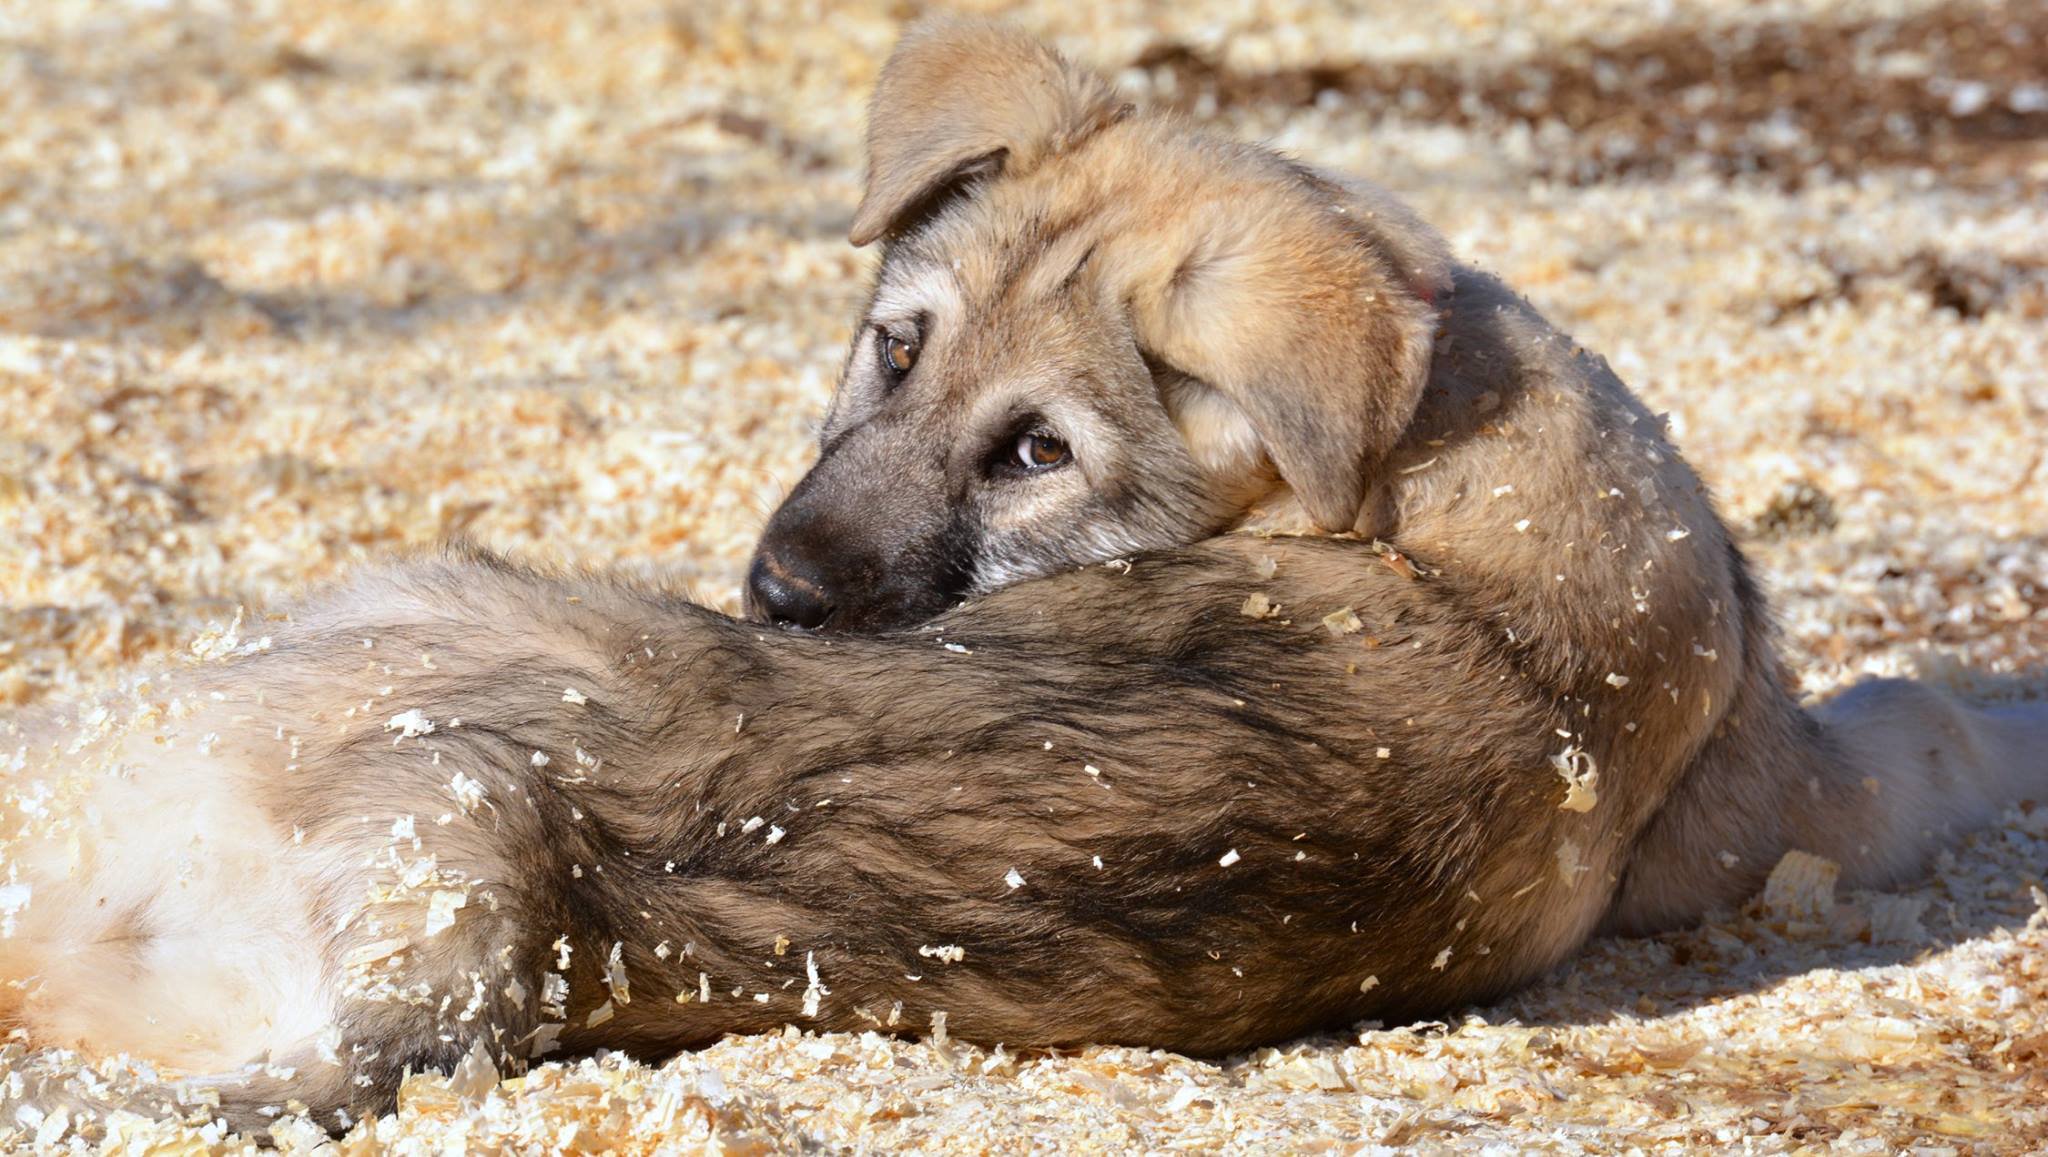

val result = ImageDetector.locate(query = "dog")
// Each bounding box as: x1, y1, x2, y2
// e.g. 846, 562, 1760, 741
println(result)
0, 17, 2043, 1141
745, 19, 2048, 933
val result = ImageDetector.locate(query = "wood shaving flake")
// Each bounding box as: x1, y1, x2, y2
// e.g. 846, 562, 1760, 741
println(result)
801, 951, 828, 1018
1760, 849, 1839, 921
603, 941, 631, 1005
385, 709, 435, 739
1240, 592, 1279, 619
344, 937, 411, 968
447, 772, 485, 813
1551, 744, 1600, 812
423, 889, 468, 938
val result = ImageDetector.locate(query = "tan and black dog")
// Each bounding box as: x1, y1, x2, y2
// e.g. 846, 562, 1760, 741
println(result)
1, 18, 2043, 1138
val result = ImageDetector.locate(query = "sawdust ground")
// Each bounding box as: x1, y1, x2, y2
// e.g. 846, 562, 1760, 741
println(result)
1, 0, 2044, 1151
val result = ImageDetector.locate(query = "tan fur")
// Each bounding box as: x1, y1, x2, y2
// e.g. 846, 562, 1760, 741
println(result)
2, 18, 2045, 1141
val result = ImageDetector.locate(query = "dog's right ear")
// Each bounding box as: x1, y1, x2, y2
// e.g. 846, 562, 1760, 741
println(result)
849, 19, 1126, 247
1128, 168, 1453, 533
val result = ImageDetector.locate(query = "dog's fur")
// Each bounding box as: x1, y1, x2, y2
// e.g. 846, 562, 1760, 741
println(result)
1, 17, 2045, 1140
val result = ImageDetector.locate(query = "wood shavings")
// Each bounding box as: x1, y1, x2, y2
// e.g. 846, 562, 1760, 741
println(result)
1239, 593, 1278, 619
423, 890, 468, 938
801, 951, 828, 1018
1550, 744, 1600, 812
603, 942, 631, 1005
385, 709, 435, 739
3, 1, 2047, 1150
1372, 542, 1420, 581
344, 937, 411, 968
1759, 849, 1839, 921
447, 772, 486, 813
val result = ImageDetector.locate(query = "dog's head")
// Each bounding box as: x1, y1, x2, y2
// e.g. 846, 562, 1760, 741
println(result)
747, 19, 1452, 632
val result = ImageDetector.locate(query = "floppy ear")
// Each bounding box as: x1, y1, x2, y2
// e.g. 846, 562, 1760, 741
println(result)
849, 19, 1127, 247
1131, 171, 1453, 531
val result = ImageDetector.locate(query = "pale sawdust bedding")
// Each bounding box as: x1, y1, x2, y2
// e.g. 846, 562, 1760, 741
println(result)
2, 0, 2045, 1151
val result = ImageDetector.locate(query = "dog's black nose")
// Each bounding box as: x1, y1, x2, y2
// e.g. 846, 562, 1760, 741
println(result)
747, 552, 836, 630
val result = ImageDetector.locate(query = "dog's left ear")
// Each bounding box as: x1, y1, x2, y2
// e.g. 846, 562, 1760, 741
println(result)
850, 18, 1126, 247
1131, 170, 1454, 532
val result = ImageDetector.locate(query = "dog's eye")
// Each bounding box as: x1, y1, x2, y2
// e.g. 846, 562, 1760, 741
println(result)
1014, 431, 1070, 471
881, 333, 917, 376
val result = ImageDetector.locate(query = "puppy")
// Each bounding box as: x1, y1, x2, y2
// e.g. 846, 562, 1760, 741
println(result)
746, 19, 2048, 933
0, 18, 2042, 1142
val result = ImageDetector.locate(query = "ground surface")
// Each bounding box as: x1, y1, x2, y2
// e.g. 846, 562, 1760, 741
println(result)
2, 0, 2046, 1151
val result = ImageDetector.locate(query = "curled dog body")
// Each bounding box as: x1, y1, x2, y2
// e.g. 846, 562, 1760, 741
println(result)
2, 17, 2045, 1143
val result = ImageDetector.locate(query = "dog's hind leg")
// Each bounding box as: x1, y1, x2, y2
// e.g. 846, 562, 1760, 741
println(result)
1606, 667, 2048, 935
1801, 678, 2048, 889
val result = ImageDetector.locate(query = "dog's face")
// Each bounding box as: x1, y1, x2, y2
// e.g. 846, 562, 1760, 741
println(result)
747, 19, 1452, 632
